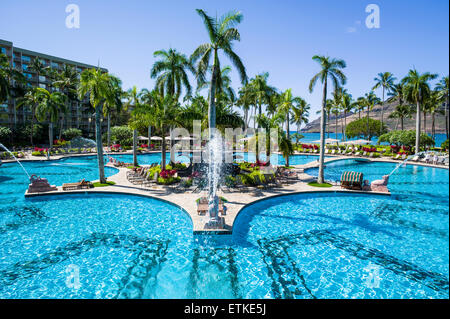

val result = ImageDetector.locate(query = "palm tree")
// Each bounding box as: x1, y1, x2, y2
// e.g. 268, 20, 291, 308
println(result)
278, 89, 301, 141
372, 72, 396, 135
53, 65, 79, 138
139, 88, 156, 143
191, 9, 247, 142
403, 69, 438, 154
28, 57, 46, 89
278, 130, 294, 168
291, 98, 310, 141
309, 55, 346, 184
341, 92, 354, 141
78, 68, 117, 183
435, 76, 449, 138
16, 88, 41, 145
103, 76, 123, 151
388, 104, 413, 130
331, 88, 343, 140
149, 91, 180, 170
34, 88, 66, 148
125, 86, 141, 167
236, 84, 253, 130
354, 97, 366, 120
364, 91, 381, 140
151, 48, 194, 100
426, 90, 443, 140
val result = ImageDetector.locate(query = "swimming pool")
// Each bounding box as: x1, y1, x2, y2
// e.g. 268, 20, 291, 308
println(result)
0, 155, 448, 298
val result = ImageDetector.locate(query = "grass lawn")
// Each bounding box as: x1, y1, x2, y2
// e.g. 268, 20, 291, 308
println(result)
92, 181, 116, 187
307, 181, 333, 188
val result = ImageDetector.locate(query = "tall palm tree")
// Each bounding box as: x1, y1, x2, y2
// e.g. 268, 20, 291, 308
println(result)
78, 68, 116, 183
354, 97, 366, 120
364, 91, 381, 140
309, 55, 346, 184
16, 88, 41, 145
125, 86, 141, 167
278, 89, 301, 141
103, 76, 123, 151
191, 9, 247, 141
341, 92, 354, 141
388, 104, 413, 130
435, 76, 449, 138
372, 72, 396, 135
403, 69, 438, 154
28, 57, 46, 89
34, 88, 66, 148
236, 83, 253, 130
151, 48, 194, 100
149, 91, 180, 170
291, 98, 310, 140
139, 88, 156, 142
330, 88, 344, 140
53, 65, 79, 138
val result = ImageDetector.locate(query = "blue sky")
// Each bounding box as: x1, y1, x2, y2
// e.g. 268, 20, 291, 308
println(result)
1, 0, 448, 125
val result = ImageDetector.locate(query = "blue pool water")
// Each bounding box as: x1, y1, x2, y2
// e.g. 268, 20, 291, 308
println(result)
0, 154, 448, 298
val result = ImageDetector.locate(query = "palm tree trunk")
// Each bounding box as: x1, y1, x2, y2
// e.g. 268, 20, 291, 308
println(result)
327, 112, 330, 138
30, 105, 35, 145
48, 122, 53, 149
107, 113, 111, 151
148, 125, 151, 148
446, 96, 449, 139
380, 87, 385, 136
367, 108, 370, 140
161, 129, 167, 170
59, 115, 64, 140
335, 114, 338, 140
318, 79, 327, 184
423, 111, 427, 135
401, 116, 404, 131
133, 128, 138, 167
415, 101, 421, 154
431, 112, 436, 141
343, 111, 347, 141
95, 106, 106, 183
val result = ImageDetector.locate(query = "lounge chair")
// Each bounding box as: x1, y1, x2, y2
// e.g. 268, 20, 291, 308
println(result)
393, 154, 401, 160
235, 175, 249, 192
411, 155, 420, 162
62, 179, 93, 191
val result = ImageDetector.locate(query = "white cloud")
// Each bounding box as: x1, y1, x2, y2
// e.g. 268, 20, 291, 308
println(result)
346, 27, 357, 33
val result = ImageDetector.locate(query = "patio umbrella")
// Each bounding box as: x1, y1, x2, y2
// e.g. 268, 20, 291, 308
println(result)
312, 138, 340, 144
341, 139, 371, 145
137, 136, 148, 141
150, 136, 163, 141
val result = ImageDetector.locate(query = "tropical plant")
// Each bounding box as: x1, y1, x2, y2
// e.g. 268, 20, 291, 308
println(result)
78, 68, 117, 183
372, 72, 396, 135
345, 117, 387, 141
125, 86, 141, 166
52, 65, 80, 139
62, 128, 82, 141
16, 88, 42, 145
308, 55, 346, 183
191, 9, 247, 141
388, 104, 413, 130
435, 76, 449, 139
378, 130, 434, 148
150, 48, 194, 100
34, 88, 66, 148
402, 69, 438, 154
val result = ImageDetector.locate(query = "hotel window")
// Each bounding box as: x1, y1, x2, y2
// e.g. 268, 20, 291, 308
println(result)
39, 75, 46, 82
23, 73, 32, 79
22, 64, 28, 71
39, 83, 46, 89
51, 62, 59, 68
0, 47, 6, 54
22, 56, 31, 63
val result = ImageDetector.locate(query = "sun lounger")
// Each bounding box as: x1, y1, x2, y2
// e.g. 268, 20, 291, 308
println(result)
62, 179, 92, 191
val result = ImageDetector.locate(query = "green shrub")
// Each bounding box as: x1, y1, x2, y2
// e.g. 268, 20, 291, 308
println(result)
110, 126, 133, 146
0, 126, 12, 144
442, 139, 449, 151
157, 176, 180, 185
62, 128, 82, 141
32, 151, 45, 156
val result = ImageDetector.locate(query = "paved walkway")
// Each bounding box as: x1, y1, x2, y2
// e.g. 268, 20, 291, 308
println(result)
23, 155, 399, 234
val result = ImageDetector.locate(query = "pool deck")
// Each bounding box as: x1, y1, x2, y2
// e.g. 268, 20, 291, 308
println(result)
22, 154, 404, 235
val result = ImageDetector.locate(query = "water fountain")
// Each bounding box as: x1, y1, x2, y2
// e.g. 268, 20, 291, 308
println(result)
0, 142, 31, 180
0, 143, 57, 194
205, 133, 224, 229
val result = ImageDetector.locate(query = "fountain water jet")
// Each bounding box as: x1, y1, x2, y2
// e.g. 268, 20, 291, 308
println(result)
0, 142, 31, 180
205, 132, 224, 228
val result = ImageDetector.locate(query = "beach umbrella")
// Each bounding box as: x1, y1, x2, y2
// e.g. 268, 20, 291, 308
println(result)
312, 138, 340, 144
150, 136, 163, 141
137, 136, 148, 141
341, 139, 371, 145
